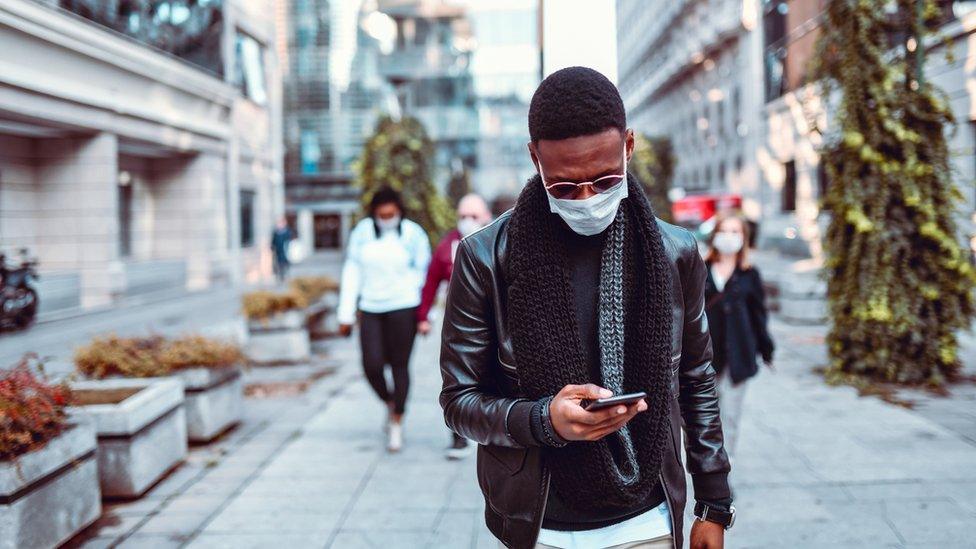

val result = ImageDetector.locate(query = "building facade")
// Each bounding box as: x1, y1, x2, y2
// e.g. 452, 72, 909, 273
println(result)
0, 0, 283, 317
280, 0, 539, 252
279, 0, 396, 252
616, 0, 766, 224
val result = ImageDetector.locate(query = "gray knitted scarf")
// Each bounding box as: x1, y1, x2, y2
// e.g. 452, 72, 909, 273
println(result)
506, 173, 674, 514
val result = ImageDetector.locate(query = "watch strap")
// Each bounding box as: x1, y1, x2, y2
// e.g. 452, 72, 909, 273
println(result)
694, 502, 735, 529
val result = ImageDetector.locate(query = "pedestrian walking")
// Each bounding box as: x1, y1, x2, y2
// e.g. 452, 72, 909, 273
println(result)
270, 217, 294, 282
703, 211, 774, 455
440, 67, 733, 549
417, 193, 493, 460
337, 187, 431, 452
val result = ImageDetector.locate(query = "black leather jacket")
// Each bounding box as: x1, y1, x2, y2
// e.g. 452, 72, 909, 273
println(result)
440, 211, 732, 549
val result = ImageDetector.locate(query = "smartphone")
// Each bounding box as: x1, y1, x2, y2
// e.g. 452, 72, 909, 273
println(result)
581, 391, 648, 411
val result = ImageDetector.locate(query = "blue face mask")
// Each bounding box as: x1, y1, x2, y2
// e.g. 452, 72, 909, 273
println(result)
542, 149, 629, 236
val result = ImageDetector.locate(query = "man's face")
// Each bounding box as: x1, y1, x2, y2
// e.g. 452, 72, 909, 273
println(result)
529, 128, 635, 200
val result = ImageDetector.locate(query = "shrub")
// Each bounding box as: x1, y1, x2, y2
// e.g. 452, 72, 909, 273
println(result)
242, 290, 308, 320
74, 335, 165, 378
75, 335, 243, 379
288, 276, 339, 305
159, 336, 243, 370
0, 358, 72, 461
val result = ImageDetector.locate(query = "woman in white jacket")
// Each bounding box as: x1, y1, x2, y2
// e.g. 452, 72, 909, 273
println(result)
337, 187, 431, 452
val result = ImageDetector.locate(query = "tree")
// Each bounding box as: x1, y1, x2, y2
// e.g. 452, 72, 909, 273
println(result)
354, 115, 454, 243
629, 134, 676, 223
446, 167, 472, 208
814, 0, 975, 386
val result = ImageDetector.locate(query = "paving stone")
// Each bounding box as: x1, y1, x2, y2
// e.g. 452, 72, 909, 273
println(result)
135, 511, 209, 536
186, 533, 332, 549
203, 511, 341, 534
115, 534, 185, 549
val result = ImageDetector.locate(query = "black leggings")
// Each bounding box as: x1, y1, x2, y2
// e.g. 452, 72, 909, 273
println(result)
359, 307, 417, 415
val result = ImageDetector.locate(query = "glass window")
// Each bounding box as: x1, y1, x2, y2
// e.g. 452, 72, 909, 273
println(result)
782, 160, 797, 212
763, 1, 788, 102
235, 32, 268, 105
118, 181, 133, 258
240, 189, 255, 247
60, 0, 225, 76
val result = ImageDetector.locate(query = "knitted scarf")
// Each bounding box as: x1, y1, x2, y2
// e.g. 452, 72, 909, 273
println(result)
506, 174, 674, 513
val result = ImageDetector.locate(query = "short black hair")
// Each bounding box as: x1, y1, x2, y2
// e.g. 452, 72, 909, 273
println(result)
528, 66, 626, 142
369, 186, 403, 216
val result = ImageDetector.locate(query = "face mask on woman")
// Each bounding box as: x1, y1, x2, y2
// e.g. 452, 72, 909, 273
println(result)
713, 231, 744, 255
375, 215, 401, 233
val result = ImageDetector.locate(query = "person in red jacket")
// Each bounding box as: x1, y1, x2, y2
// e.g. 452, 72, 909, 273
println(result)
418, 192, 492, 459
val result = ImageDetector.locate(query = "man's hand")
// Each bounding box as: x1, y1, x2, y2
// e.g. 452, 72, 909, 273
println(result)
417, 320, 432, 336
339, 324, 353, 337
549, 384, 647, 442
690, 519, 724, 549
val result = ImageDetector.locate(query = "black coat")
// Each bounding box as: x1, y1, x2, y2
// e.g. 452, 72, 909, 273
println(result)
704, 265, 774, 384
439, 211, 731, 549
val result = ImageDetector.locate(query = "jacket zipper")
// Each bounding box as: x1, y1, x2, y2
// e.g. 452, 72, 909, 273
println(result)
530, 466, 551, 547
659, 471, 678, 549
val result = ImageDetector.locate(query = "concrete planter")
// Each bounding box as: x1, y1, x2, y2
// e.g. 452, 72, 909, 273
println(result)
247, 310, 310, 364
0, 420, 100, 549
173, 366, 244, 442
68, 378, 187, 498
307, 292, 339, 339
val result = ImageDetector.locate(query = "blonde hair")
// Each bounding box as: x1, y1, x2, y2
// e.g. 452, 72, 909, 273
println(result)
705, 210, 752, 269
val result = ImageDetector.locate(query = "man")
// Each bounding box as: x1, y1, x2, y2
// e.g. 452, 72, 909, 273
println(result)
270, 217, 295, 282
418, 193, 493, 459
440, 67, 733, 549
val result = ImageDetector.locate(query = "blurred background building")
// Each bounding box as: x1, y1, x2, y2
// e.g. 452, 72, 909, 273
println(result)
280, 0, 539, 251
616, 0, 765, 217
0, 0, 284, 318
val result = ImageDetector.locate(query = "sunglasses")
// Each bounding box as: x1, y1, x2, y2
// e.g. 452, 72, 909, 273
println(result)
542, 174, 626, 200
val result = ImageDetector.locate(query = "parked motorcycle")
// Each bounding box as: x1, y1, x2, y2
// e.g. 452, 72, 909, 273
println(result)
0, 249, 39, 330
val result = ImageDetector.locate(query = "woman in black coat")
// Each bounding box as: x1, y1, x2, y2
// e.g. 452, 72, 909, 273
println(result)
703, 211, 774, 454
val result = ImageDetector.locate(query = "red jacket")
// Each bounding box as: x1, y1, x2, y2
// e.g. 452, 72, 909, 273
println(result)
418, 229, 461, 322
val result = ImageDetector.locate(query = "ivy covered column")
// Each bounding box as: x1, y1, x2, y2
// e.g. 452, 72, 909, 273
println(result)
815, 0, 975, 386
354, 116, 455, 243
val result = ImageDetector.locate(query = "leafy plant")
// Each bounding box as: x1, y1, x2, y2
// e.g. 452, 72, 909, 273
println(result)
629, 134, 676, 223
0, 357, 72, 461
242, 290, 308, 320
288, 276, 339, 305
354, 115, 454, 243
814, 0, 975, 385
75, 335, 243, 378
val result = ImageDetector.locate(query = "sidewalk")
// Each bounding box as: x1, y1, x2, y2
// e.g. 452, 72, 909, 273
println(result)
65, 311, 976, 548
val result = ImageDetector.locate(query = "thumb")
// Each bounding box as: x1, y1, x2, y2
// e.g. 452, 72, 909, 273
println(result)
578, 383, 613, 400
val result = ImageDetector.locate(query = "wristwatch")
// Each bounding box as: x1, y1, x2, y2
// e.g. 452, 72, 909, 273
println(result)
694, 502, 735, 530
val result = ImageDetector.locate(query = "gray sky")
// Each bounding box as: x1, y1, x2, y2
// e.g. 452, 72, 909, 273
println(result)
542, 0, 617, 83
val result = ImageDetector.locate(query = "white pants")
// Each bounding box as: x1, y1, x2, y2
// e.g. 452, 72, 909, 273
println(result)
531, 534, 673, 548
717, 369, 748, 456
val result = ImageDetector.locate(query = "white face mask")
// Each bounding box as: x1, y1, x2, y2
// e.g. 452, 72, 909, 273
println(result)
713, 231, 744, 255
457, 217, 482, 238
375, 215, 401, 233
540, 150, 629, 236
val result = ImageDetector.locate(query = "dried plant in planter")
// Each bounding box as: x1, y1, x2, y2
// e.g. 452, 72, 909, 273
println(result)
159, 336, 244, 370
241, 290, 308, 320
0, 358, 72, 460
74, 335, 166, 378
75, 335, 244, 378
288, 276, 339, 305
